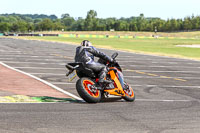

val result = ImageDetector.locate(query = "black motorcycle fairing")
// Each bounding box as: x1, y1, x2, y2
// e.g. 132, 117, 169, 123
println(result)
112, 62, 122, 72
77, 68, 97, 78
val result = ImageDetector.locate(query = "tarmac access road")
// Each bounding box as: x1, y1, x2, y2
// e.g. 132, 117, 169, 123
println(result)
0, 38, 200, 133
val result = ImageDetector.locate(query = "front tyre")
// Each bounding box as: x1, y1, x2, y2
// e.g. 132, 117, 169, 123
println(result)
122, 83, 135, 102
76, 77, 101, 103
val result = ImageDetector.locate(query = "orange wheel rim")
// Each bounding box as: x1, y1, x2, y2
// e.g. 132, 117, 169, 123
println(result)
83, 80, 99, 98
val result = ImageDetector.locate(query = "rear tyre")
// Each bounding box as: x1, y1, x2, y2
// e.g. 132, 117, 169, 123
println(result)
76, 77, 101, 103
122, 83, 135, 102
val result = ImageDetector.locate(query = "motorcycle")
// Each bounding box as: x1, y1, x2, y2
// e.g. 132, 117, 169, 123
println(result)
65, 52, 135, 103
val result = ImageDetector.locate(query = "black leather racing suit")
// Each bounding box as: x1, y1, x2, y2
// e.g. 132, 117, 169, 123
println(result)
75, 46, 113, 83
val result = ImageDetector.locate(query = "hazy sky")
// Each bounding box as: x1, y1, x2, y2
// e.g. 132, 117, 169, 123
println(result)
1, 0, 200, 19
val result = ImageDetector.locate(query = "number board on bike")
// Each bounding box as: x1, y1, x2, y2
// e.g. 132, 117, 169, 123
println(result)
68, 70, 77, 81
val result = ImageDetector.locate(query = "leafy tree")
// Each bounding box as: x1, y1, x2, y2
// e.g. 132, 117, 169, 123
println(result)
136, 14, 148, 31
0, 16, 8, 22
183, 17, 193, 31
35, 18, 54, 31
84, 10, 98, 30
49, 15, 57, 20
73, 17, 84, 31
0, 22, 11, 32
11, 20, 28, 32
27, 22, 34, 32
104, 18, 116, 31
34, 18, 43, 23
191, 16, 200, 29
23, 17, 34, 23
53, 19, 65, 30
152, 19, 165, 32
61, 13, 70, 19
61, 14, 75, 30
129, 19, 138, 31
169, 19, 179, 31
164, 19, 171, 31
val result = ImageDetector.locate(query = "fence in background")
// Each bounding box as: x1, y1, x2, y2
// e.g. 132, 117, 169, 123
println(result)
1, 33, 198, 39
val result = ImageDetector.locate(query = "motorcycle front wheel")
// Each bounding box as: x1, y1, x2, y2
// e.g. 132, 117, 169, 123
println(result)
76, 77, 101, 103
122, 83, 135, 102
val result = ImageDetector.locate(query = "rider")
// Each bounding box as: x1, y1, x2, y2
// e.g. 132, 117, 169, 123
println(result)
75, 40, 114, 84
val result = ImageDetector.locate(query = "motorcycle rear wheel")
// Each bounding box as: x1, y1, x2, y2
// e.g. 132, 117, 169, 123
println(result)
76, 77, 101, 103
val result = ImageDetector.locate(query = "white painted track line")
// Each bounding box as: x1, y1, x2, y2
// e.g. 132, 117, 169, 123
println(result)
129, 84, 200, 89
1, 61, 66, 65
135, 99, 194, 102
0, 62, 82, 101
14, 67, 64, 70
51, 82, 76, 85
29, 73, 65, 75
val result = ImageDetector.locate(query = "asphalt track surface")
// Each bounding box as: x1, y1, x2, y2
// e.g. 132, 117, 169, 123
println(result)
0, 38, 200, 133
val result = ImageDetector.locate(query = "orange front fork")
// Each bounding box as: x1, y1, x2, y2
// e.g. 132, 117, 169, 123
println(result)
104, 70, 125, 96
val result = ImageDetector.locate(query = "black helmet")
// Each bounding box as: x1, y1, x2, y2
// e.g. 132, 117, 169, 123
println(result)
81, 40, 92, 47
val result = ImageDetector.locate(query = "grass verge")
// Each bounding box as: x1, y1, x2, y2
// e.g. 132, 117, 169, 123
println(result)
13, 36, 200, 61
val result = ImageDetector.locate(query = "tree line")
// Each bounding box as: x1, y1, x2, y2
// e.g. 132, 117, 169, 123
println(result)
0, 10, 200, 33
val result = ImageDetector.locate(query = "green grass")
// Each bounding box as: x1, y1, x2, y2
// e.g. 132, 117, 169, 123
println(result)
18, 36, 200, 60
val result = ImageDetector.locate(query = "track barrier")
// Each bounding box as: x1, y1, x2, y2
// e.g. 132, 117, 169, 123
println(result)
1, 33, 198, 39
